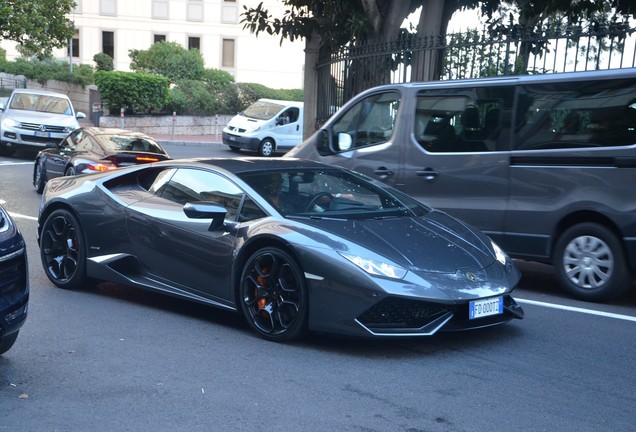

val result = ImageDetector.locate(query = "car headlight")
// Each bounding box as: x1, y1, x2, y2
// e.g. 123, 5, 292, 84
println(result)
491, 240, 508, 266
3, 118, 20, 128
63, 126, 75, 133
339, 252, 407, 280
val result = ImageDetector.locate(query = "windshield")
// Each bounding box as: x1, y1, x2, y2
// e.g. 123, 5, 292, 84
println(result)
93, 134, 166, 154
9, 93, 73, 115
239, 168, 430, 219
242, 101, 286, 120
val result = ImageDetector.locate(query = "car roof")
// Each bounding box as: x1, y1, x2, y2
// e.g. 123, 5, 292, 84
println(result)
81, 127, 153, 138
168, 157, 337, 175
11, 88, 71, 98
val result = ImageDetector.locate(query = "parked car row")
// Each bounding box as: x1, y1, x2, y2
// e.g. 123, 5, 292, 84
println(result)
4, 67, 636, 349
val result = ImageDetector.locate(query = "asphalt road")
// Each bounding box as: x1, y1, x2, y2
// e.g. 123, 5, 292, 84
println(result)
1, 144, 635, 432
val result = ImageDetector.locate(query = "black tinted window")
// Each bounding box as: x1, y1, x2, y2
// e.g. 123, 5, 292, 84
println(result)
415, 86, 514, 153
515, 79, 636, 150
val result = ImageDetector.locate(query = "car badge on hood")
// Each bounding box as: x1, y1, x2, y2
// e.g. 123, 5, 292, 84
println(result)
466, 272, 477, 282
39, 124, 47, 132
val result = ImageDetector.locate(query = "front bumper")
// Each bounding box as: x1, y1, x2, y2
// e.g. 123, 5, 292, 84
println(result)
2, 124, 69, 149
222, 131, 261, 150
0, 246, 29, 339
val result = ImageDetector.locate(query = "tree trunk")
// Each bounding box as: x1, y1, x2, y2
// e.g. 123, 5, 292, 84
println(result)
411, 0, 448, 81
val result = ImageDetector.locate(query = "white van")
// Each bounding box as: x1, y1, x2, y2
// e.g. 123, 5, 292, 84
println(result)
222, 99, 304, 156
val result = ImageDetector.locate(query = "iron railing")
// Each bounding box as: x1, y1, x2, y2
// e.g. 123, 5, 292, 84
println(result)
315, 19, 636, 126
0, 77, 27, 98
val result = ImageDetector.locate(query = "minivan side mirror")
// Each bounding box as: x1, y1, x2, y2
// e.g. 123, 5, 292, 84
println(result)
337, 133, 353, 151
76, 112, 86, 119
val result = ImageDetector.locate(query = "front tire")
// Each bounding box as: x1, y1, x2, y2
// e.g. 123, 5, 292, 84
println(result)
0, 143, 16, 156
257, 139, 275, 157
65, 166, 76, 176
33, 158, 46, 193
40, 209, 88, 289
0, 331, 19, 355
554, 223, 632, 302
239, 247, 308, 342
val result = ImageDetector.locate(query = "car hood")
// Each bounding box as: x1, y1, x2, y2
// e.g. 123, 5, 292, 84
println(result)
226, 114, 266, 132
296, 210, 496, 273
5, 109, 79, 127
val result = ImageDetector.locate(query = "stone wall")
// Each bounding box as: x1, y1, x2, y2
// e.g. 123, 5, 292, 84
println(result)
99, 114, 232, 138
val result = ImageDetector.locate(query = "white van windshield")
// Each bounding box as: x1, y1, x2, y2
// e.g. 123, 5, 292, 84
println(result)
243, 101, 285, 120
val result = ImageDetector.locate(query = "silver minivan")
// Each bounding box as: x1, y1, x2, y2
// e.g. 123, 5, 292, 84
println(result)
288, 68, 636, 302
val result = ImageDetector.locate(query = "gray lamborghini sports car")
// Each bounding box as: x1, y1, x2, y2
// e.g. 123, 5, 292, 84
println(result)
37, 158, 523, 341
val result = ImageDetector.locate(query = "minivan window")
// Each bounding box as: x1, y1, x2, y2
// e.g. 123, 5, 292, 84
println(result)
415, 86, 515, 152
329, 91, 400, 152
514, 79, 636, 150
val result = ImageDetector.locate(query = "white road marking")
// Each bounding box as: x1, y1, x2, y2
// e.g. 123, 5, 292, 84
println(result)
517, 297, 636, 322
0, 161, 32, 166
8, 212, 38, 221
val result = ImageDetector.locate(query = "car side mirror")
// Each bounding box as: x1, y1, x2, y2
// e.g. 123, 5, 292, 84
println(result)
76, 112, 86, 119
183, 201, 227, 231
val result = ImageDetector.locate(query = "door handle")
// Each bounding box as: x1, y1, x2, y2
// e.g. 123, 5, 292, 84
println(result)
374, 167, 394, 178
416, 168, 438, 180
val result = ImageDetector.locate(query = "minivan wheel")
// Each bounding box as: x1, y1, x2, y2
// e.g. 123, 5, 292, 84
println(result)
554, 223, 631, 302
258, 139, 275, 157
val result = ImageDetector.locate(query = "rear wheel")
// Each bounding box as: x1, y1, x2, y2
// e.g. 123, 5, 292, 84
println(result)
33, 158, 46, 193
0, 331, 19, 355
239, 247, 308, 342
65, 166, 76, 176
258, 139, 275, 157
554, 223, 631, 302
40, 209, 88, 289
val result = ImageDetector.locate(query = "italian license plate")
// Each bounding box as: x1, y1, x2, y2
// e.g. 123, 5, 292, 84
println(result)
229, 136, 237, 141
469, 296, 503, 319
35, 131, 50, 138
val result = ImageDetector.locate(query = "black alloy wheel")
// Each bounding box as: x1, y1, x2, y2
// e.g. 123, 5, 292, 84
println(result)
240, 247, 308, 342
33, 158, 46, 193
40, 209, 88, 289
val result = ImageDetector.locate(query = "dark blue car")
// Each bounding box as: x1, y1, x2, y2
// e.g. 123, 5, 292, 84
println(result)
0, 204, 29, 355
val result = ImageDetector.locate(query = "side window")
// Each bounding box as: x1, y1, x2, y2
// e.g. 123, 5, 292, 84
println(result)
154, 168, 245, 221
514, 79, 636, 150
61, 130, 83, 151
331, 92, 400, 151
415, 86, 513, 153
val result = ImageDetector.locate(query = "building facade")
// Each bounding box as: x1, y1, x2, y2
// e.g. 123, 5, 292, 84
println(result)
1, 0, 305, 89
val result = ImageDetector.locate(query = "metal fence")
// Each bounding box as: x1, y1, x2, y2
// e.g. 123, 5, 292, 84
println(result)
315, 18, 636, 125
0, 77, 27, 98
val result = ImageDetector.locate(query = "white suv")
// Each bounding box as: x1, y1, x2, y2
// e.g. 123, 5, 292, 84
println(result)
0, 88, 86, 156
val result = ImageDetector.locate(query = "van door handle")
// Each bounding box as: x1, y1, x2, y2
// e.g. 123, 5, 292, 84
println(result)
416, 168, 438, 180
374, 167, 394, 178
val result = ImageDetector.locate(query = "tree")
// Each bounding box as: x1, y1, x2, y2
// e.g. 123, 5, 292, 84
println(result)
242, 0, 635, 136
0, 0, 76, 58
241, 1, 478, 135
129, 41, 205, 83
